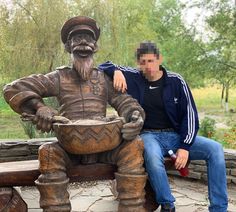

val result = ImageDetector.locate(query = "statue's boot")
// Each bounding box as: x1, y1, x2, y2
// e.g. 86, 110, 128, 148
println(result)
115, 172, 148, 212
35, 176, 71, 212
35, 142, 72, 212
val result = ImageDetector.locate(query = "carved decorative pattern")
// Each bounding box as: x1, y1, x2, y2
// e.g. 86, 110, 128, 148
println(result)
54, 120, 123, 154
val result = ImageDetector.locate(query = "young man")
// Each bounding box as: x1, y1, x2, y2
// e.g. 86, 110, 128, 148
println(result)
99, 41, 228, 212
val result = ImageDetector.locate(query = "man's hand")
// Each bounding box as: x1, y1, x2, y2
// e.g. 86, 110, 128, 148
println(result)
121, 110, 144, 140
33, 106, 58, 133
175, 149, 189, 170
114, 70, 127, 93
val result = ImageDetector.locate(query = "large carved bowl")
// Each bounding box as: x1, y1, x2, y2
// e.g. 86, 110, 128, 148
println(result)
53, 118, 123, 154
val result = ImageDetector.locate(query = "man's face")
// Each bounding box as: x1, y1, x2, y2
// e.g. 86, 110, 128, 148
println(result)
138, 53, 162, 79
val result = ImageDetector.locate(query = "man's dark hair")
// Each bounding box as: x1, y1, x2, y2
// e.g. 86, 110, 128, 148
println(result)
136, 41, 160, 60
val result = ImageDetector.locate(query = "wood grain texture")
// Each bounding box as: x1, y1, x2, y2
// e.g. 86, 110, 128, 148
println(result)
0, 158, 173, 186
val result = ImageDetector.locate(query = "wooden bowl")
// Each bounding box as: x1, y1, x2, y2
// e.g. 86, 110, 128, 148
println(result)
53, 118, 123, 154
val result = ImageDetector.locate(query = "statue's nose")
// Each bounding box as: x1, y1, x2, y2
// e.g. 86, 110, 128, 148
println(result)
79, 38, 87, 44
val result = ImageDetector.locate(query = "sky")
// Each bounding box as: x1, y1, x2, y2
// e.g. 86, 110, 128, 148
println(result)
180, 0, 235, 41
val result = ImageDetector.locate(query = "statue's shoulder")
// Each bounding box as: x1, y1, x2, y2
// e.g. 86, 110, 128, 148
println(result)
54, 66, 72, 78
56, 66, 71, 71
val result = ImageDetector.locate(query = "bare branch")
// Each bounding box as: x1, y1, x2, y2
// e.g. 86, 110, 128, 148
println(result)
15, 1, 39, 27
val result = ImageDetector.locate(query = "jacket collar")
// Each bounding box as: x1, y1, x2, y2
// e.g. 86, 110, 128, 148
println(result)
160, 65, 169, 85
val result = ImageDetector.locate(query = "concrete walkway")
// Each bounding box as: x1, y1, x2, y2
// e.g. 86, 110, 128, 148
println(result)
19, 176, 236, 212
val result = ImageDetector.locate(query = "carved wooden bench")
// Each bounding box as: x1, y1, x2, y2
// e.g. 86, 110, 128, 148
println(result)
0, 159, 173, 211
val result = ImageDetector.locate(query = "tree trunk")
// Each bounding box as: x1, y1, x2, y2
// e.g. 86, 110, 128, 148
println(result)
221, 83, 225, 109
225, 82, 229, 112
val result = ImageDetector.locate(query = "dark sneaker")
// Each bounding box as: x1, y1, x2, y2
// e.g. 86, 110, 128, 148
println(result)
160, 205, 175, 212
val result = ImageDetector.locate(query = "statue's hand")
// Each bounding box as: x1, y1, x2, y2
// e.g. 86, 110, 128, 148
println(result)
33, 106, 58, 133
121, 110, 144, 140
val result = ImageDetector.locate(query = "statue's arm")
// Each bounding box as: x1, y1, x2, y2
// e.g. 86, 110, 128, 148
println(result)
3, 71, 59, 115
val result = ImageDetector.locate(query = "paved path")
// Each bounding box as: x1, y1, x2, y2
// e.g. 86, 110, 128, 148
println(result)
19, 176, 236, 212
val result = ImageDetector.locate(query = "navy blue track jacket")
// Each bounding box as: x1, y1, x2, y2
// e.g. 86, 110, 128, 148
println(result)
99, 61, 199, 151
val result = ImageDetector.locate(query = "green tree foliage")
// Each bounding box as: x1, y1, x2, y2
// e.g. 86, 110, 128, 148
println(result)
1, 0, 202, 82
0, 0, 71, 80
149, 0, 207, 86
0, 0, 235, 95
185, 0, 236, 109
206, 1, 236, 110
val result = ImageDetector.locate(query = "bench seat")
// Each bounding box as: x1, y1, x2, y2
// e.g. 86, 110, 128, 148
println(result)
0, 160, 116, 187
0, 158, 173, 187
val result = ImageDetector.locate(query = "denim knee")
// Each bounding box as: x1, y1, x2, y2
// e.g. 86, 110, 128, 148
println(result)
144, 151, 165, 170
208, 141, 225, 161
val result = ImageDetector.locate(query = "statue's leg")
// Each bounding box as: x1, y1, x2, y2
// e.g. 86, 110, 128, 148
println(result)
99, 136, 147, 212
35, 142, 71, 212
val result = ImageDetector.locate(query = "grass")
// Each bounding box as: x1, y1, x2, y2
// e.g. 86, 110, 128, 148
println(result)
192, 85, 236, 113
0, 114, 28, 139
0, 96, 28, 139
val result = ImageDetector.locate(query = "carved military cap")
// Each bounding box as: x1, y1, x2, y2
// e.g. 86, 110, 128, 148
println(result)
61, 16, 100, 44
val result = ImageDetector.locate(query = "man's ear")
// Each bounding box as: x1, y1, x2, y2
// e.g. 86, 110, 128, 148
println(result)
137, 60, 141, 69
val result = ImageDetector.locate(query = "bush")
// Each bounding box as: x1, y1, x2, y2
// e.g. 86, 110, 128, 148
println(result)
199, 117, 216, 138
21, 121, 55, 139
222, 125, 236, 149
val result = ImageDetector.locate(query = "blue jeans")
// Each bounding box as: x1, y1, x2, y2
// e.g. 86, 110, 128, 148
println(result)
141, 131, 228, 212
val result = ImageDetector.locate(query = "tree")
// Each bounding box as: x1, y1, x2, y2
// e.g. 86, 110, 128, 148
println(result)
0, 0, 71, 80
183, 0, 236, 110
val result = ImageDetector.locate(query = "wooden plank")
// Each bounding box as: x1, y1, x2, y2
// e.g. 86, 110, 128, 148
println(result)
0, 158, 173, 187
68, 164, 116, 182
0, 160, 116, 186
0, 160, 40, 186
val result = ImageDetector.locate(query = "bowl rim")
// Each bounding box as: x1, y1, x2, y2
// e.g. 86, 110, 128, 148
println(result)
53, 118, 123, 127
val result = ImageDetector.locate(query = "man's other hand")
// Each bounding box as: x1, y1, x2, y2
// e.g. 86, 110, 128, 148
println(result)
175, 149, 189, 170
114, 70, 127, 93
121, 110, 144, 140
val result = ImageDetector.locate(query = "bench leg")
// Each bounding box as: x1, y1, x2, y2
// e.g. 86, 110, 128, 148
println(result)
0, 187, 27, 212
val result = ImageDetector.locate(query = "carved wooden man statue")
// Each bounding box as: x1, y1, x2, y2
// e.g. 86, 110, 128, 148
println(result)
3, 16, 147, 212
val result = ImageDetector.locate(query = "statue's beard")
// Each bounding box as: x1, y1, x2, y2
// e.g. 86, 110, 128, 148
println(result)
72, 55, 94, 81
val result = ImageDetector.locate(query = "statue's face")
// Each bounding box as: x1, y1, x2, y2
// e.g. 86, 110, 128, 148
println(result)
69, 33, 97, 81
70, 33, 97, 58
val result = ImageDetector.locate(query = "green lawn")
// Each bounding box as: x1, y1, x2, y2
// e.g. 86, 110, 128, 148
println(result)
192, 85, 236, 113
0, 113, 28, 139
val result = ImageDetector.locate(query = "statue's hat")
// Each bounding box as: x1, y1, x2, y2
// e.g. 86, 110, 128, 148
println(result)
61, 16, 100, 43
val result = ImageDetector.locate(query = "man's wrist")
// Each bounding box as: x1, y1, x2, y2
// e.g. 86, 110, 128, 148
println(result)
179, 143, 191, 151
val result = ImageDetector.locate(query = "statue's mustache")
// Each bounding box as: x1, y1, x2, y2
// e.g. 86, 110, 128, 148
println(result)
72, 45, 93, 53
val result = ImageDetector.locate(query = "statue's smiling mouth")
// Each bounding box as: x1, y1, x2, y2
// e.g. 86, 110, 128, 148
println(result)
72, 45, 93, 58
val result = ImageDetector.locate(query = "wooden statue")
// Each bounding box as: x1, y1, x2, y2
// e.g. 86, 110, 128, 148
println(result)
3, 16, 147, 212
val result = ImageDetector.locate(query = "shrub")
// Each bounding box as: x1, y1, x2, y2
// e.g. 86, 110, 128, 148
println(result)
222, 125, 236, 149
199, 117, 216, 138
21, 121, 55, 139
